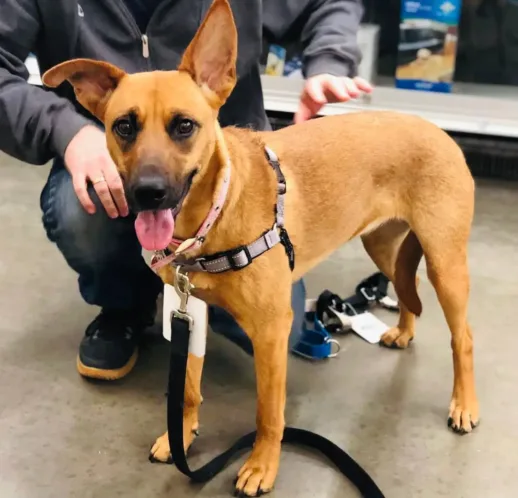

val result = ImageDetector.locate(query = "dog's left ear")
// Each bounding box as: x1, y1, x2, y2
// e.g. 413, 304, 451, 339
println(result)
42, 59, 126, 121
178, 0, 237, 107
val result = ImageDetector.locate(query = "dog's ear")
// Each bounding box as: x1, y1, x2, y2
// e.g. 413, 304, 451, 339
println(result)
42, 59, 126, 121
178, 0, 237, 107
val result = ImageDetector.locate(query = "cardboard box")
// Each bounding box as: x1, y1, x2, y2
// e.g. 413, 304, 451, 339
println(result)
395, 0, 462, 93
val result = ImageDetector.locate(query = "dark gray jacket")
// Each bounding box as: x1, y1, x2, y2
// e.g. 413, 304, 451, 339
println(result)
0, 0, 363, 165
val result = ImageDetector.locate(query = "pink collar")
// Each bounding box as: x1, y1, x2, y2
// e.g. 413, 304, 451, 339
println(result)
150, 162, 231, 271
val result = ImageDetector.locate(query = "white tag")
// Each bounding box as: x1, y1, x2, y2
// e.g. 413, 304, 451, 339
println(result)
305, 298, 317, 313
327, 308, 353, 330
379, 295, 399, 310
162, 283, 208, 358
350, 312, 389, 344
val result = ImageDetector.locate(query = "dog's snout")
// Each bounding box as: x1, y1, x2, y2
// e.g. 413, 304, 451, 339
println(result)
132, 175, 168, 211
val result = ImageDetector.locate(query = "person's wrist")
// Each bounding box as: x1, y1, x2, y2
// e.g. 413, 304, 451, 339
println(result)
304, 55, 356, 80
52, 111, 96, 159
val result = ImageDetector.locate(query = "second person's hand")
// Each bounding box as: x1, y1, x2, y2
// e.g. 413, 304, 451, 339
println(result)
64, 125, 129, 219
295, 74, 373, 124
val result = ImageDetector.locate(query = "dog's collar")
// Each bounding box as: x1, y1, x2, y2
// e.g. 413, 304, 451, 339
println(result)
151, 146, 295, 274
150, 161, 231, 271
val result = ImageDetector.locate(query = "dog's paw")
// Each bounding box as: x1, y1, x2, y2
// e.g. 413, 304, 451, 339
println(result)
448, 398, 479, 435
379, 327, 414, 349
149, 432, 173, 464
234, 440, 280, 497
149, 426, 199, 464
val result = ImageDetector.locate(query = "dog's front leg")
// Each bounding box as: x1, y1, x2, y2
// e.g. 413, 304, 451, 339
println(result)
234, 307, 292, 497
149, 353, 204, 463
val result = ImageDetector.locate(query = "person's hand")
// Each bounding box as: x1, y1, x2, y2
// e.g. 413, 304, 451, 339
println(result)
294, 74, 373, 124
64, 125, 129, 219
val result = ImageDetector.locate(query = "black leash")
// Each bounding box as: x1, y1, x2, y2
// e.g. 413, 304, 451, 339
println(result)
167, 307, 385, 497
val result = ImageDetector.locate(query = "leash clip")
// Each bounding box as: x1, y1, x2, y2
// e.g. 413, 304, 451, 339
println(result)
172, 267, 195, 330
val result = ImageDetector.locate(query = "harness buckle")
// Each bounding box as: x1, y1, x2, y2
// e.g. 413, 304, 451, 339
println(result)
227, 245, 253, 270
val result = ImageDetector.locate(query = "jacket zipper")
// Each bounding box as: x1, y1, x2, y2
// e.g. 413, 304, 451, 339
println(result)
142, 34, 150, 59
114, 0, 152, 68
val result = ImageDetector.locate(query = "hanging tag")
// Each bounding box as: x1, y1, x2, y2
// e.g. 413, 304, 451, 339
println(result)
163, 283, 208, 357
350, 312, 389, 344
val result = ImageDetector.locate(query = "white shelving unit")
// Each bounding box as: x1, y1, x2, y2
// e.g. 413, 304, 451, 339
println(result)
261, 75, 518, 139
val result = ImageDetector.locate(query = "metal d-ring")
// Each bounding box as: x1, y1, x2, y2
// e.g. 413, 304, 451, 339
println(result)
327, 338, 341, 358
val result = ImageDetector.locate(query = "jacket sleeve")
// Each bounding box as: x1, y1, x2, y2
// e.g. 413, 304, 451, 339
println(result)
0, 0, 92, 165
263, 0, 364, 79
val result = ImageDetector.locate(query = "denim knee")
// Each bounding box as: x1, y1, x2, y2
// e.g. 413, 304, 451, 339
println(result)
209, 279, 306, 356
40, 163, 135, 270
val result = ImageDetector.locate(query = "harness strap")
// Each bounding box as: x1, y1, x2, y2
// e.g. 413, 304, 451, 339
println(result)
264, 145, 295, 270
264, 146, 286, 228
176, 228, 281, 273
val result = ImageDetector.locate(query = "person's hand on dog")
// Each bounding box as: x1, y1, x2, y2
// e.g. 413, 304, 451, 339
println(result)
294, 74, 373, 124
64, 125, 129, 219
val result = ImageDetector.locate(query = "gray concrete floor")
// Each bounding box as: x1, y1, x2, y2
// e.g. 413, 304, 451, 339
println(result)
1, 153, 517, 498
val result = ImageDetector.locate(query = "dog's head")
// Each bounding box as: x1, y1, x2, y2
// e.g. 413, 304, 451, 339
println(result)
42, 0, 237, 247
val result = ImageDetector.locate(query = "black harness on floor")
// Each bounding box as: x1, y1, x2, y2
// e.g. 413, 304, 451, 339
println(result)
164, 147, 386, 497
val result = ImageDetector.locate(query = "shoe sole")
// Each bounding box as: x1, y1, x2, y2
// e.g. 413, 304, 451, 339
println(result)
76, 350, 138, 380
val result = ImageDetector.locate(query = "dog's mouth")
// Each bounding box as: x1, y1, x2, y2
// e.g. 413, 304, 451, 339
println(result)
133, 169, 198, 252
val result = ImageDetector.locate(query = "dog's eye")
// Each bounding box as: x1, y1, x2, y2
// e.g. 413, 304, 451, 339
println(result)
114, 118, 135, 138
178, 120, 194, 135
170, 118, 196, 139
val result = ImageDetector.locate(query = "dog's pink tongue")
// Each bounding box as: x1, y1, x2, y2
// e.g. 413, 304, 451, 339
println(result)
135, 210, 175, 251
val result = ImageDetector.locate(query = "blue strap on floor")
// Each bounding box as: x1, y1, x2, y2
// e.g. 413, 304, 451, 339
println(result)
292, 316, 340, 360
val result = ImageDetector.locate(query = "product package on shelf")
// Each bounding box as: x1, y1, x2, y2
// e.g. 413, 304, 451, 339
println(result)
395, 0, 461, 93
261, 24, 379, 83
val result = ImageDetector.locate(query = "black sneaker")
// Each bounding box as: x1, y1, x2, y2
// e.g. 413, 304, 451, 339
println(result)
77, 306, 156, 380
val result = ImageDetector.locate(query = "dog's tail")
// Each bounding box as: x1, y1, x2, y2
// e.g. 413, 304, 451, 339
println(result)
394, 231, 423, 316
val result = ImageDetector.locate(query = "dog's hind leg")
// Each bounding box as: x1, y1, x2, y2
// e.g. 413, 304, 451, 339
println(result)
424, 243, 479, 433
361, 220, 423, 349
149, 353, 204, 463
409, 172, 478, 433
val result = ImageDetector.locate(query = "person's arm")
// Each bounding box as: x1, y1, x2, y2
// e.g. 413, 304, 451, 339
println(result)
263, 0, 364, 78
299, 0, 363, 78
0, 0, 92, 165
263, 0, 371, 123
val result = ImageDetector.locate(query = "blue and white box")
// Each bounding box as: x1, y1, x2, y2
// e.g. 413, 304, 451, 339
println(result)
395, 0, 462, 93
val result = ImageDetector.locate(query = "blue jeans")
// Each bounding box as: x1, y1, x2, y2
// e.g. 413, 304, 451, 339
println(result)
40, 161, 305, 355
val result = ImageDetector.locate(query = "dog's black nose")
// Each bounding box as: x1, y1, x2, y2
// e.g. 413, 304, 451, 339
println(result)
132, 175, 168, 210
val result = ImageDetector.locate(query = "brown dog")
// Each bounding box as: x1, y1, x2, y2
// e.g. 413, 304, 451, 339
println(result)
42, 0, 479, 495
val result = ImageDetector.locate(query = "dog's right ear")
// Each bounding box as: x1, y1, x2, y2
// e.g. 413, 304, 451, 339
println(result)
42, 59, 126, 121
178, 0, 238, 108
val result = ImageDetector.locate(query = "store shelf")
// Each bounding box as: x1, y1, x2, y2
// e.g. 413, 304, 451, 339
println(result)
24, 56, 518, 138
262, 75, 518, 138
